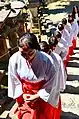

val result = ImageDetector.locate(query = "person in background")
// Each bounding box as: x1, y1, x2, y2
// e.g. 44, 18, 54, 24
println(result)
39, 40, 67, 119
72, 6, 79, 24
72, 6, 79, 36
62, 18, 73, 55
68, 13, 78, 49
39, 40, 67, 91
8, 32, 63, 119
57, 23, 71, 63
53, 31, 68, 67
57, 23, 70, 47
52, 31, 68, 62
48, 34, 67, 74
53, 30, 68, 50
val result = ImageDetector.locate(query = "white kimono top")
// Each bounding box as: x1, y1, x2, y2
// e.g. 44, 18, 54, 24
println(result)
54, 42, 68, 60
61, 28, 70, 47
48, 52, 67, 106
51, 52, 67, 90
60, 37, 69, 49
71, 20, 78, 39
75, 13, 79, 21
8, 51, 63, 107
65, 23, 73, 46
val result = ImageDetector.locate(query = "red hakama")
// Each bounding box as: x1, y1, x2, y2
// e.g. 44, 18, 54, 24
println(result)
72, 38, 76, 49
68, 46, 74, 56
14, 79, 61, 119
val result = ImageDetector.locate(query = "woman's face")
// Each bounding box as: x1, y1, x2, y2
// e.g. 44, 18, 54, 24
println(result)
19, 40, 32, 59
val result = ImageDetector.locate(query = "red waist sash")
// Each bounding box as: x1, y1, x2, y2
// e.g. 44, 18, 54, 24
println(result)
22, 79, 45, 94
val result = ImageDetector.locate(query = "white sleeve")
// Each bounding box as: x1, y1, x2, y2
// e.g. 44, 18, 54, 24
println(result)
37, 56, 59, 107
37, 89, 50, 102
73, 23, 78, 39
8, 58, 23, 99
59, 59, 67, 91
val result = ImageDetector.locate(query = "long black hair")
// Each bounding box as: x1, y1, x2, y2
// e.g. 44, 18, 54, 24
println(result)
72, 6, 79, 19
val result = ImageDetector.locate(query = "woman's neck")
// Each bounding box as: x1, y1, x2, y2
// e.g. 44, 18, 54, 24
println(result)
28, 50, 37, 64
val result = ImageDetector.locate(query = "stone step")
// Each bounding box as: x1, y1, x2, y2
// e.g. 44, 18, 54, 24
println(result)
61, 111, 79, 119
67, 60, 79, 68
67, 66, 79, 75
70, 53, 79, 59
61, 93, 79, 116
67, 67, 79, 81
62, 81, 79, 94
66, 80, 79, 87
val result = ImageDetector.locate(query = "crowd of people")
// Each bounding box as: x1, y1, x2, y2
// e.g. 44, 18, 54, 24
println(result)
8, 5, 79, 119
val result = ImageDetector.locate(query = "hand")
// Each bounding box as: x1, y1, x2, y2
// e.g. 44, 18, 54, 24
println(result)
23, 94, 39, 101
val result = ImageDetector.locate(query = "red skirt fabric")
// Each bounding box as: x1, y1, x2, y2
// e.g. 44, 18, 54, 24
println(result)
72, 39, 76, 49
15, 79, 61, 119
69, 46, 74, 56
63, 53, 70, 67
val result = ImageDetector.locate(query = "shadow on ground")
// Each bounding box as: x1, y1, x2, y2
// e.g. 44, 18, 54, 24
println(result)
61, 111, 79, 119
62, 85, 79, 94
69, 57, 79, 61
75, 47, 79, 50
67, 74, 79, 81
67, 61, 79, 67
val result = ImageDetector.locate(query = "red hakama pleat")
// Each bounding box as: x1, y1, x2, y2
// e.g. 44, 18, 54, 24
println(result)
14, 79, 61, 119
66, 54, 70, 62
72, 39, 76, 49
69, 46, 74, 56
